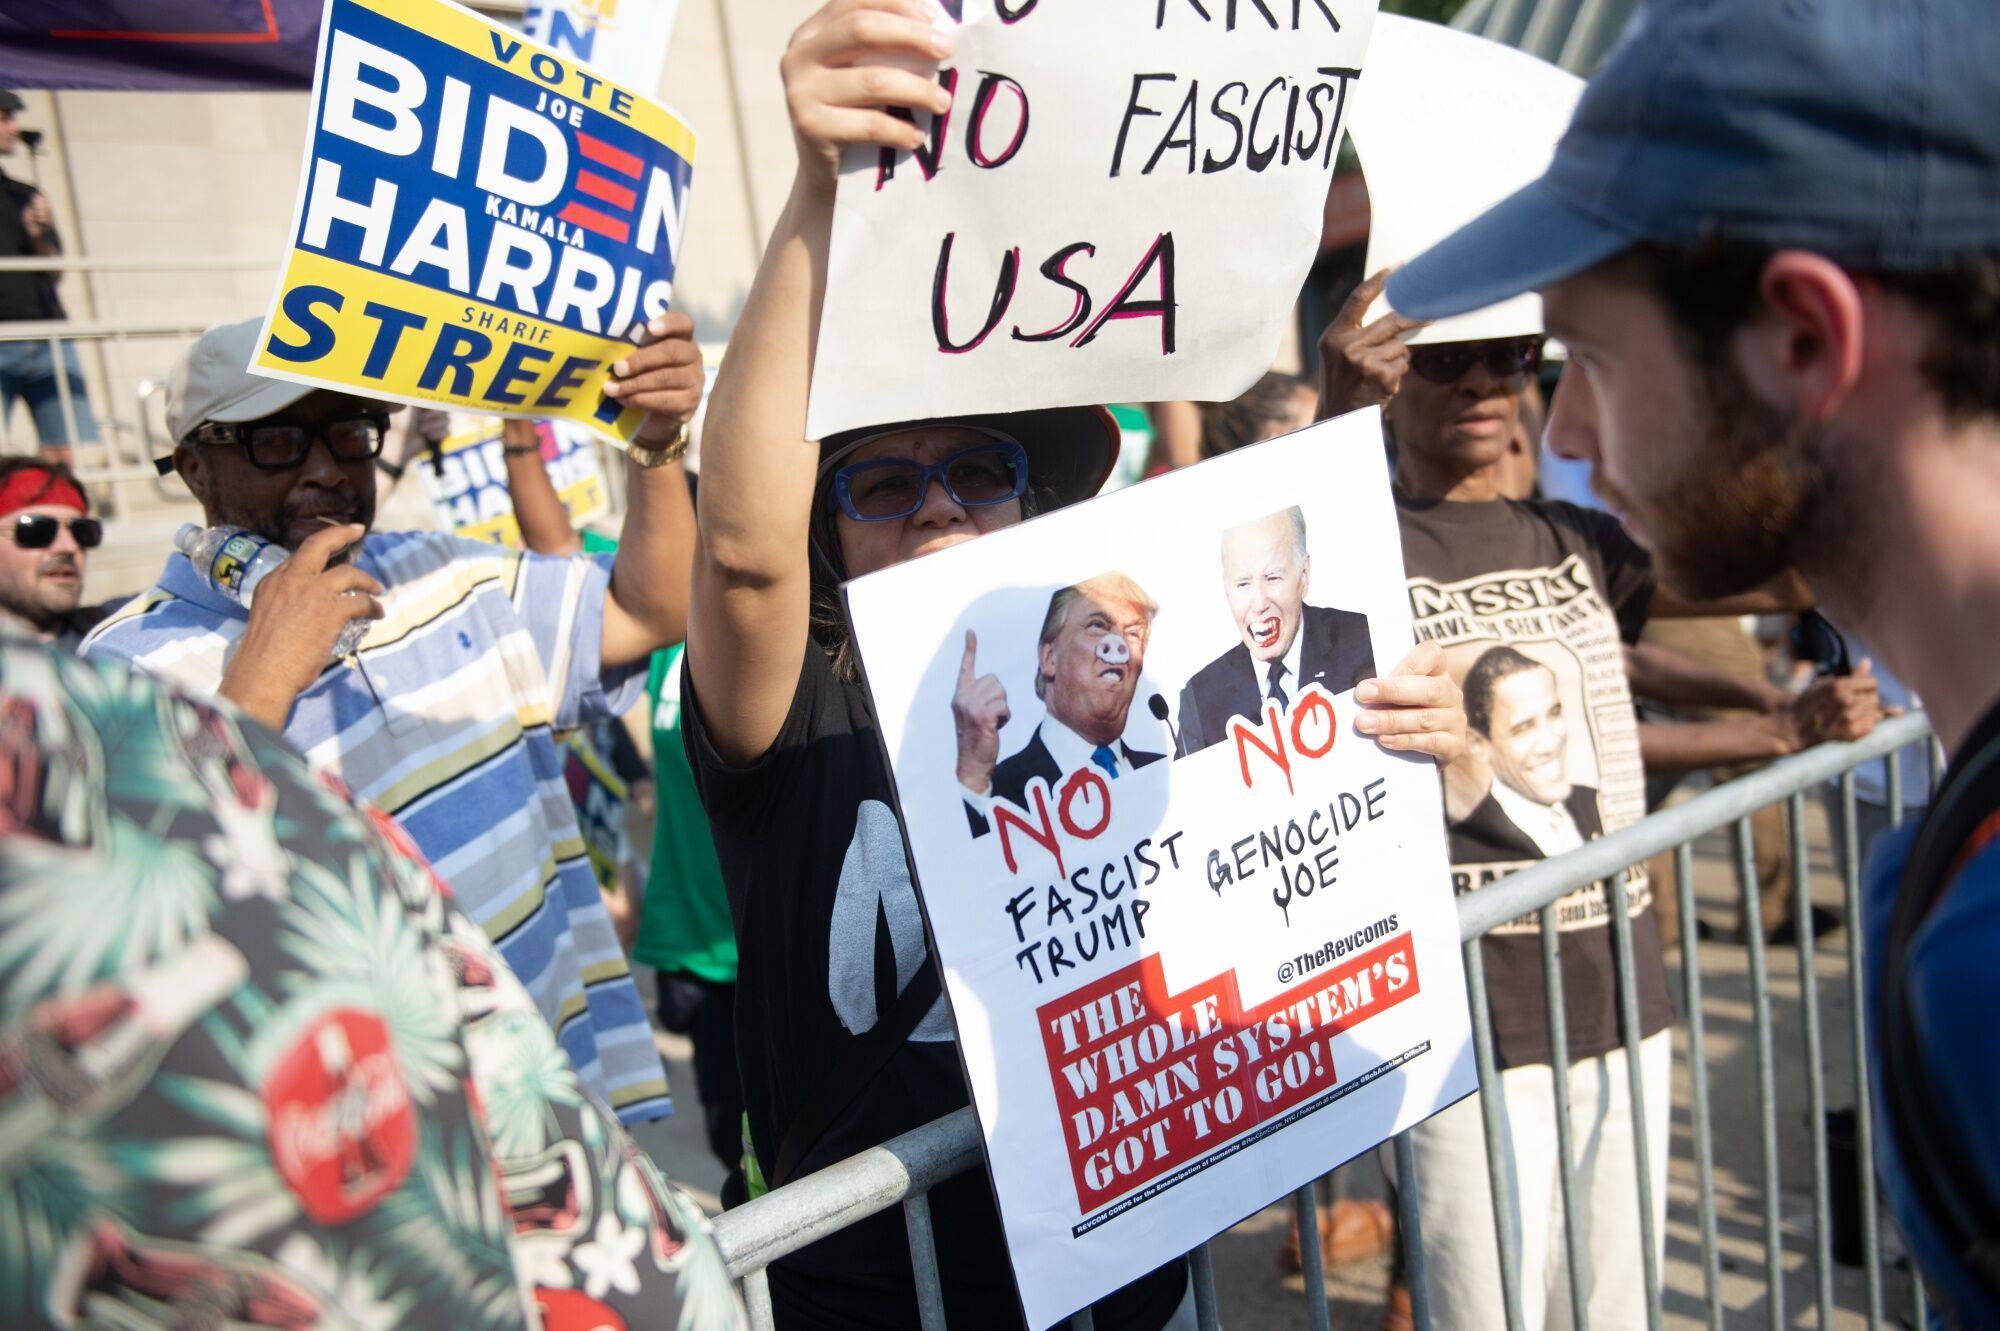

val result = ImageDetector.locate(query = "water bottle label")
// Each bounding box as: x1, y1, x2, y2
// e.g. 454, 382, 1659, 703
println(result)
210, 533, 270, 596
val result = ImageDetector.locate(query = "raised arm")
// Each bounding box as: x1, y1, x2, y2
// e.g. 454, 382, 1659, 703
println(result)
598, 312, 703, 668
501, 419, 585, 557
687, 0, 953, 765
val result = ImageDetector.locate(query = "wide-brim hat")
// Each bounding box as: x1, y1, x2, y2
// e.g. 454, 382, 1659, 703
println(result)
816, 404, 1120, 511
807, 404, 1120, 582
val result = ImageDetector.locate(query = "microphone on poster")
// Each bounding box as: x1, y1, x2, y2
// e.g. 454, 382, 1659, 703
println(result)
1148, 692, 1178, 753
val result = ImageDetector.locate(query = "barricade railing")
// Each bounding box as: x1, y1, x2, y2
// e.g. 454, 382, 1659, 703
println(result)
0, 256, 276, 505
710, 711, 1940, 1331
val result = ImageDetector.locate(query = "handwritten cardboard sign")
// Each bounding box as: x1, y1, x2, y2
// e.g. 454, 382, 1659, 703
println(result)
844, 410, 1474, 1327
806, 0, 1382, 441
251, 0, 696, 443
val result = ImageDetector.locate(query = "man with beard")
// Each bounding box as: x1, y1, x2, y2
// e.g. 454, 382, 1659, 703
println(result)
1320, 266, 1882, 1326
1175, 506, 1375, 756
1385, 0, 2000, 1320
80, 315, 703, 1127
959, 573, 1163, 836
0, 458, 109, 649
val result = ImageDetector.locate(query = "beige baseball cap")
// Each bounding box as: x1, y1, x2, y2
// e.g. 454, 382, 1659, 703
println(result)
157, 318, 398, 476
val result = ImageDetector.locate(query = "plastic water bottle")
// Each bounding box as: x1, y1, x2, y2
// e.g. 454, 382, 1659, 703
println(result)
175, 523, 372, 658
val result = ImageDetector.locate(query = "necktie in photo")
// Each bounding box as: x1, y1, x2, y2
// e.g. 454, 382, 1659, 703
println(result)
1090, 744, 1120, 779
1266, 660, 1290, 711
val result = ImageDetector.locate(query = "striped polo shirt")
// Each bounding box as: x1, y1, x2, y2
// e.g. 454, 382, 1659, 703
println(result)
82, 530, 671, 1123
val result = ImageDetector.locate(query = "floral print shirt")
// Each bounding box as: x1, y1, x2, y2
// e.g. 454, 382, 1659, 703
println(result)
0, 640, 744, 1331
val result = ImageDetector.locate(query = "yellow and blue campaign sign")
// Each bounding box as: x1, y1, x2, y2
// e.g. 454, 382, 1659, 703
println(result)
251, 0, 696, 444
418, 415, 610, 546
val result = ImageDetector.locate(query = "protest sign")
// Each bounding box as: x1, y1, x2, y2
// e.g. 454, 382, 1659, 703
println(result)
524, 0, 679, 99
1348, 15, 1582, 344
251, 0, 696, 444
417, 415, 609, 545
805, 0, 1382, 441
844, 410, 1475, 1327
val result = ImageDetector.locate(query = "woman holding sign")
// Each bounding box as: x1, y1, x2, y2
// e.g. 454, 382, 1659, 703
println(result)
669, 2, 1469, 1324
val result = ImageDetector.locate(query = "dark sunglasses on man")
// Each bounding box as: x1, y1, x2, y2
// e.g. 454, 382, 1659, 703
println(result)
832, 438, 1030, 522
12, 513, 103, 550
159, 415, 389, 476
1407, 336, 1545, 386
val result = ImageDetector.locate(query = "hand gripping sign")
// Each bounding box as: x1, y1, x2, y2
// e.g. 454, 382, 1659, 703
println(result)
805, 0, 1382, 441
844, 412, 1475, 1327
251, 0, 696, 444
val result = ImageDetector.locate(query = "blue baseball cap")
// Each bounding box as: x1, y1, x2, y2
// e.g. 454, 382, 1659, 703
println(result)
1388, 0, 2000, 321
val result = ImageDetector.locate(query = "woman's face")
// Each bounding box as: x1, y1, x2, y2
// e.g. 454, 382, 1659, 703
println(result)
832, 425, 1025, 578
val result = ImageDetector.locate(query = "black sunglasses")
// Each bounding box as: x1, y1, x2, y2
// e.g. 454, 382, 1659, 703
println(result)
184, 415, 389, 473
12, 513, 102, 550
1408, 336, 1545, 385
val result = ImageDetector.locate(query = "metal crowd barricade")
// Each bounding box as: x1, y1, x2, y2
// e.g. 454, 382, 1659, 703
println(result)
0, 256, 278, 509
710, 712, 1939, 1331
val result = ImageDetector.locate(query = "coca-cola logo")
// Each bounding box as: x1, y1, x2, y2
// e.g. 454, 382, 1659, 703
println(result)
534, 1288, 627, 1331
263, 1009, 415, 1224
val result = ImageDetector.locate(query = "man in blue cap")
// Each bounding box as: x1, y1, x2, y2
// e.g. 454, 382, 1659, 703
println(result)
1388, 1, 2000, 1320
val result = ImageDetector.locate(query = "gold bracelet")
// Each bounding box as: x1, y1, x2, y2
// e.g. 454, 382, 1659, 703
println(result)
627, 422, 690, 470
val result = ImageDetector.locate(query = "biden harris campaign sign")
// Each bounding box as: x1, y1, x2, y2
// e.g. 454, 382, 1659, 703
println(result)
251, 0, 696, 444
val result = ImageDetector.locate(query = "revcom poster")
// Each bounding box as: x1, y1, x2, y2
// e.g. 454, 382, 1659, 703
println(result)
845, 412, 1477, 1327
251, 0, 695, 444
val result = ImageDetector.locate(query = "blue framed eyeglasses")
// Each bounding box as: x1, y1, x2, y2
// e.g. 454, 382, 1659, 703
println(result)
831, 439, 1030, 522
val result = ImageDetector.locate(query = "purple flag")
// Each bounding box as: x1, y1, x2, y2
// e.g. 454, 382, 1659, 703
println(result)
0, 0, 322, 91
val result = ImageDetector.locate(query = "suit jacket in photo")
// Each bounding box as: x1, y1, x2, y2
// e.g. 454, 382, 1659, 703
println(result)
1175, 603, 1377, 757
965, 724, 1165, 837
1450, 782, 1604, 866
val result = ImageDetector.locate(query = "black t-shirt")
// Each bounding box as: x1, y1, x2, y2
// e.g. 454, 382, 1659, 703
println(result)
0, 169, 63, 323
1397, 496, 1674, 1069
684, 641, 1186, 1329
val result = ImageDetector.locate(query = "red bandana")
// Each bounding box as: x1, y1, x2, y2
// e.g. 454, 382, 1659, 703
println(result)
0, 467, 87, 519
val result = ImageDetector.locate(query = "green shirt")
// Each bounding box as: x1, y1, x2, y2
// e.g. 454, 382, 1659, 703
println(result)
636, 643, 737, 982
